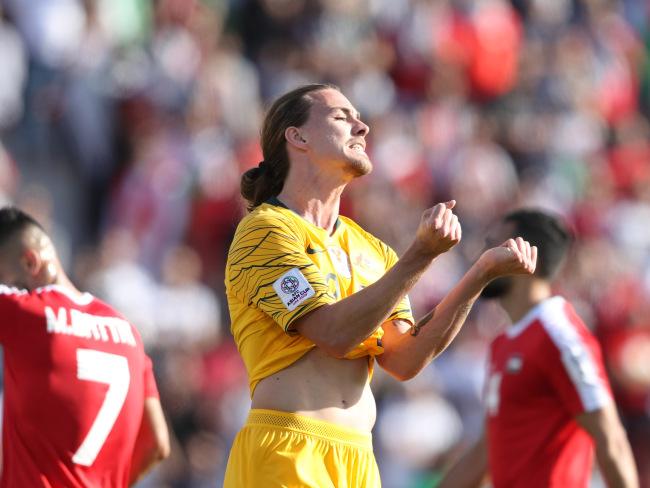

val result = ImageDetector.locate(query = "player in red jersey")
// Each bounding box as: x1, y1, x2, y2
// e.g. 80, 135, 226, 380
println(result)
439, 209, 638, 488
0, 207, 170, 487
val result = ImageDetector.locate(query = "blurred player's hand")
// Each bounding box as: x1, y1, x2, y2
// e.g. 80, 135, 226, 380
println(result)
414, 200, 461, 257
479, 237, 537, 279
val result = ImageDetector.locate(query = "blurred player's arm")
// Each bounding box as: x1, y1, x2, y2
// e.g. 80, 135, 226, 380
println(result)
437, 433, 489, 488
378, 238, 536, 381
577, 403, 639, 488
128, 397, 171, 486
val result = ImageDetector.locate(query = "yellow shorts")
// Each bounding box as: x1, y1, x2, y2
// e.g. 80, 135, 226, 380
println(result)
224, 409, 381, 488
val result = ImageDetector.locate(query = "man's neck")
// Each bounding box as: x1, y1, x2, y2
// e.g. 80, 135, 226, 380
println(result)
499, 279, 552, 325
278, 167, 349, 234
53, 273, 86, 301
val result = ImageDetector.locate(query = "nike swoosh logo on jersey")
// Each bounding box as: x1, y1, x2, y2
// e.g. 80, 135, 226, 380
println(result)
306, 245, 326, 254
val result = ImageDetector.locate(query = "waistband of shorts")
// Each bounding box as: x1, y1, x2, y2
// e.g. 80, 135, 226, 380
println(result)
245, 409, 373, 449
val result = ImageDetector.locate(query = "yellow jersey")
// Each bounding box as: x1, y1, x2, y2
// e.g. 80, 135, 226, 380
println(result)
225, 198, 414, 396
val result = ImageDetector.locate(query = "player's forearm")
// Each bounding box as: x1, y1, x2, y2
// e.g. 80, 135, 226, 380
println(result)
128, 398, 171, 486
580, 405, 639, 488
379, 261, 490, 379
438, 436, 489, 488
596, 434, 639, 488
129, 447, 167, 486
296, 242, 437, 357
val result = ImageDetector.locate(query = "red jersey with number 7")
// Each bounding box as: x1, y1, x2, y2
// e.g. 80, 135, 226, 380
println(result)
0, 284, 159, 487
485, 296, 612, 488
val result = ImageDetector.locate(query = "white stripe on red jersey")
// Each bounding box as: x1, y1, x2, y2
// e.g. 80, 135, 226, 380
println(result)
538, 297, 611, 412
486, 296, 612, 488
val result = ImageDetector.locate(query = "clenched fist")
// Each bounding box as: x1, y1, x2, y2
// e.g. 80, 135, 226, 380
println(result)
478, 237, 537, 281
414, 200, 462, 257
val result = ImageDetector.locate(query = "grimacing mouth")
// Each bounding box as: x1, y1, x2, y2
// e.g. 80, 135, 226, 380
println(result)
349, 141, 366, 152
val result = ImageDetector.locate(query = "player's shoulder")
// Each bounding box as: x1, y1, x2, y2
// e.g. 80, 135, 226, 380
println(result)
74, 294, 147, 348
0, 284, 30, 298
34, 285, 100, 308
36, 285, 132, 322
0, 284, 31, 315
338, 215, 392, 253
537, 296, 585, 331
499, 297, 580, 347
82, 293, 127, 319
337, 214, 366, 234
234, 202, 300, 239
535, 296, 595, 348
0, 284, 80, 307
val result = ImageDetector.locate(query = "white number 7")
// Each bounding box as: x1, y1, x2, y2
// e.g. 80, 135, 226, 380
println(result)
72, 349, 131, 466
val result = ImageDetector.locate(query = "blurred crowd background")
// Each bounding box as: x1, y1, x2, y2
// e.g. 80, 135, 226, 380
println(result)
1, 0, 650, 486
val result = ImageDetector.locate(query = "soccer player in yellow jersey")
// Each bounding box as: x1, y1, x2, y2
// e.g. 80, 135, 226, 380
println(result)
224, 83, 538, 487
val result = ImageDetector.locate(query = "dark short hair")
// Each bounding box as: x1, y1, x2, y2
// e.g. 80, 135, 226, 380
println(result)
0, 206, 45, 248
503, 209, 572, 279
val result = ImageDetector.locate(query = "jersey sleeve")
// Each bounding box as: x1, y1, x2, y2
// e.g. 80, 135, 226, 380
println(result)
381, 243, 414, 325
143, 355, 160, 399
0, 286, 26, 344
227, 213, 337, 332
539, 319, 612, 416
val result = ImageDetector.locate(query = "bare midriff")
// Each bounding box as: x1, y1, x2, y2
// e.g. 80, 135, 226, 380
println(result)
251, 347, 376, 432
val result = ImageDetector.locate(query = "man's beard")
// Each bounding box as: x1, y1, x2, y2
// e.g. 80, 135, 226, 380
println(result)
480, 276, 513, 299
347, 162, 371, 178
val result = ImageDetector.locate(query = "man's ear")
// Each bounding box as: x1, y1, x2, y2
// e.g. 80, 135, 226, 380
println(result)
21, 249, 43, 276
285, 127, 308, 150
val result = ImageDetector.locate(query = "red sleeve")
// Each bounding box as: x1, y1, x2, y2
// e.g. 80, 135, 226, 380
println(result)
143, 355, 160, 399
539, 312, 612, 416
0, 286, 27, 345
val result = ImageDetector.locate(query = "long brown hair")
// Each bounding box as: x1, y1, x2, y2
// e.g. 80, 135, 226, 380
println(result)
241, 83, 338, 211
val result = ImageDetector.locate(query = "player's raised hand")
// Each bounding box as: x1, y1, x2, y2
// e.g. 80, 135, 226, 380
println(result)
414, 200, 462, 257
478, 237, 537, 279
